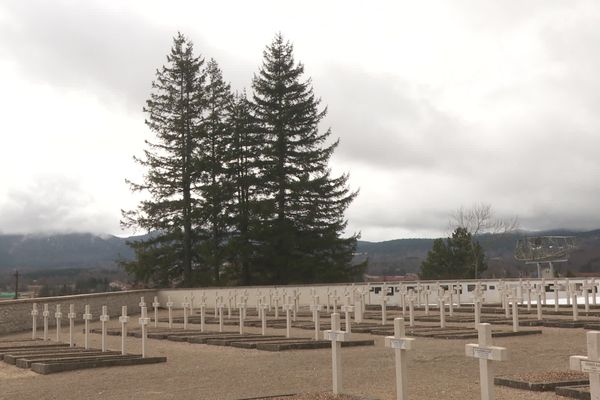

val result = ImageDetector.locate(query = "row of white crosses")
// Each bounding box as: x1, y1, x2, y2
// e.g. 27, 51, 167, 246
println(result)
322, 313, 508, 400
30, 300, 151, 358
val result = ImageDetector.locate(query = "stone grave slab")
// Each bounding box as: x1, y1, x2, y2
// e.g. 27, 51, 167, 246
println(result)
555, 385, 591, 399
494, 371, 589, 391
30, 355, 167, 375
255, 339, 375, 352
3, 348, 100, 364
16, 351, 123, 368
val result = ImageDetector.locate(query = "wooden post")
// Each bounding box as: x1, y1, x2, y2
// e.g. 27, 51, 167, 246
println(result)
385, 318, 415, 400
465, 323, 509, 400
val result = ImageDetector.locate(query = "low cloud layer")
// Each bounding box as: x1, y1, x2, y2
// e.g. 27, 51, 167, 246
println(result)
1, 0, 600, 241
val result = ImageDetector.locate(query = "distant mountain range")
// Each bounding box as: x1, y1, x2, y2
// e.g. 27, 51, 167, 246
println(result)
1, 229, 599, 277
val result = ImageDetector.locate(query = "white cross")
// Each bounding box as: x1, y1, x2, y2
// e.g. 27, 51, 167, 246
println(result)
571, 286, 580, 322
507, 290, 521, 332
217, 303, 225, 332
189, 292, 196, 314
566, 279, 572, 306
439, 292, 447, 329
42, 303, 49, 341
67, 304, 76, 347
524, 281, 532, 311
340, 297, 354, 333
541, 279, 547, 305
139, 305, 150, 358
152, 296, 160, 328
324, 313, 349, 395
465, 323, 509, 400
200, 303, 206, 333
260, 302, 270, 336
310, 299, 322, 341
380, 292, 389, 326
238, 302, 246, 334
423, 287, 431, 316
583, 281, 592, 313
385, 318, 415, 400
182, 298, 190, 330
535, 287, 543, 321
454, 282, 462, 306
593, 279, 598, 306
398, 285, 407, 315
100, 305, 110, 352
283, 299, 294, 338
119, 305, 129, 355
553, 280, 560, 312
166, 296, 174, 329
406, 290, 417, 327
31, 303, 38, 340
82, 304, 92, 349
139, 296, 146, 309
570, 331, 600, 399
54, 305, 62, 342
473, 291, 484, 328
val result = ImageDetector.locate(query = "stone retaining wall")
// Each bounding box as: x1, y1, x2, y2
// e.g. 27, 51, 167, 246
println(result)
0, 289, 157, 335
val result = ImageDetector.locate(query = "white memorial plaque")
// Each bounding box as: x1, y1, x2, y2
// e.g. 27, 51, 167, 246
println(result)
582, 360, 600, 374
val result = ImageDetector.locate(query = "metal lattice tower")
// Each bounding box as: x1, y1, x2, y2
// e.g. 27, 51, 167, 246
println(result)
514, 236, 577, 277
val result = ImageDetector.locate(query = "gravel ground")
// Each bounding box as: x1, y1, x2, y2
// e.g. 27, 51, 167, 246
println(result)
0, 308, 593, 400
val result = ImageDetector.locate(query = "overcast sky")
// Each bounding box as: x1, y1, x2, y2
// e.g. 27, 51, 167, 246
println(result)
1, 0, 599, 241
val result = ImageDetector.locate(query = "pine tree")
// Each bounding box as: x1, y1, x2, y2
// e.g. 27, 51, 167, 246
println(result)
227, 92, 263, 284
420, 227, 487, 279
194, 59, 233, 284
251, 34, 361, 283
121, 33, 206, 286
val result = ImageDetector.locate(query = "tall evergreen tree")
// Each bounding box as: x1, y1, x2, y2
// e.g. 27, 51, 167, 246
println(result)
194, 59, 233, 284
121, 33, 206, 286
251, 34, 361, 283
420, 227, 487, 279
227, 92, 263, 284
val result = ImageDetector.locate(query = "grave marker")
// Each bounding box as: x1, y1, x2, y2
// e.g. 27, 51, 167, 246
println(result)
570, 330, 600, 400
508, 290, 520, 332
43, 303, 49, 341
310, 298, 322, 341
54, 304, 62, 342
465, 323, 508, 400
100, 305, 109, 352
119, 306, 129, 355
406, 290, 417, 327
554, 280, 560, 311
385, 318, 415, 400
260, 302, 269, 335
238, 302, 246, 334
67, 304, 76, 347
324, 313, 348, 395
139, 305, 150, 358
380, 291, 389, 326
166, 296, 174, 329
284, 298, 294, 338
439, 292, 447, 329
182, 298, 190, 330
218, 302, 224, 332
152, 296, 160, 328
341, 297, 355, 333
83, 304, 92, 350
572, 288, 579, 322
31, 303, 38, 340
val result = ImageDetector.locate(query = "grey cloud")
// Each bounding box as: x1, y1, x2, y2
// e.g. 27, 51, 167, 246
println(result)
0, 175, 115, 234
0, 0, 253, 111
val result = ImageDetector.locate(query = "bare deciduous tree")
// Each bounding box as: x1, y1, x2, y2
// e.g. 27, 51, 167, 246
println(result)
450, 203, 519, 278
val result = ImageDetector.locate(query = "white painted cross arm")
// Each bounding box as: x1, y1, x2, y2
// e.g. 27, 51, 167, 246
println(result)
385, 334, 415, 350
323, 329, 349, 342
465, 343, 509, 361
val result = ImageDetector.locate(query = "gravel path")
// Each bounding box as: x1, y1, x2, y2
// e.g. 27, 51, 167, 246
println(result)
0, 308, 592, 400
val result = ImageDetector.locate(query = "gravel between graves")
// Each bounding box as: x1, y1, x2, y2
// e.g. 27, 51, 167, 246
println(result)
0, 308, 593, 400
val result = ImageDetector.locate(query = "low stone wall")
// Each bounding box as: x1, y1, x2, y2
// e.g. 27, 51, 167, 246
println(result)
0, 289, 157, 335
